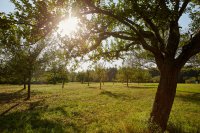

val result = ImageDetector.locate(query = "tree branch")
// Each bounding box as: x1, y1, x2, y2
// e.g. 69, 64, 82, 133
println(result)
174, 0, 180, 12
0, 18, 36, 27
166, 21, 180, 58
135, 10, 165, 48
81, 6, 137, 33
158, 0, 171, 13
99, 32, 135, 41
92, 42, 137, 59
176, 30, 200, 68
178, 0, 190, 19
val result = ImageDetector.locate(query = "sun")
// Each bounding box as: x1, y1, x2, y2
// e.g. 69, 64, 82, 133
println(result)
58, 17, 78, 36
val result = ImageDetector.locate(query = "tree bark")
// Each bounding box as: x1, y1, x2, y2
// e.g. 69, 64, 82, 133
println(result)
23, 83, 26, 90
23, 76, 26, 89
27, 69, 32, 100
149, 64, 180, 132
100, 78, 102, 89
126, 75, 129, 87
62, 79, 65, 89
87, 70, 90, 86
27, 76, 31, 100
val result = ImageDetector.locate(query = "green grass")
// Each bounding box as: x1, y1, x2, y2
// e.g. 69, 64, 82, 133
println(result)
0, 83, 199, 133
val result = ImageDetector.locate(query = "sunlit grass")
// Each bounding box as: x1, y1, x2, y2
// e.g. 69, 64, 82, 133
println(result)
0, 83, 199, 132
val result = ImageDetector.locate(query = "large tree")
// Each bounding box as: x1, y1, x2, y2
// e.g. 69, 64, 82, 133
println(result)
74, 0, 200, 131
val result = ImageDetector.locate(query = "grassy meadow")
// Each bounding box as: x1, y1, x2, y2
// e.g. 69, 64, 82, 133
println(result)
0, 83, 199, 133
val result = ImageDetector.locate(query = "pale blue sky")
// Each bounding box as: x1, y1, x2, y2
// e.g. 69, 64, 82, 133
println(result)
0, 0, 15, 13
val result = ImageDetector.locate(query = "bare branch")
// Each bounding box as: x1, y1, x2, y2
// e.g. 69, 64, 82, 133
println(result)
176, 30, 200, 68
174, 0, 180, 12
178, 0, 190, 19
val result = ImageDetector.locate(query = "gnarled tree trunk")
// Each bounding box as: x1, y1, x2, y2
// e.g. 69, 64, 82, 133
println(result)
149, 64, 180, 132
27, 69, 32, 100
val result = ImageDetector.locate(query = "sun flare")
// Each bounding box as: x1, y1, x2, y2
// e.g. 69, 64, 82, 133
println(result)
58, 17, 78, 36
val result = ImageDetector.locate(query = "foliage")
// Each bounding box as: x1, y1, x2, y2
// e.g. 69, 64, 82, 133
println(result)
73, 0, 200, 66
132, 68, 151, 83
0, 0, 69, 85
94, 62, 107, 82
106, 67, 117, 82
116, 67, 133, 83
76, 71, 86, 83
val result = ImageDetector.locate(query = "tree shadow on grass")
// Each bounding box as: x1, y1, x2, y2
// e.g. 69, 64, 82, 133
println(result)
177, 90, 200, 94
48, 106, 83, 132
0, 88, 26, 104
88, 86, 99, 89
0, 98, 46, 116
144, 84, 158, 87
0, 89, 43, 116
0, 100, 84, 133
100, 90, 137, 101
0, 103, 21, 116
176, 92, 200, 105
0, 100, 65, 133
127, 86, 156, 89
167, 121, 200, 133
0, 88, 41, 104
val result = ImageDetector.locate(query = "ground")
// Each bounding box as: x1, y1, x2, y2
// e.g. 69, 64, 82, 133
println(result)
0, 83, 199, 133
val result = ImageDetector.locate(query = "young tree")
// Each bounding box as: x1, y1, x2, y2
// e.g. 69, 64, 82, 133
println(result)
85, 68, 94, 86
1, 32, 48, 99
132, 68, 151, 84
77, 71, 86, 84
87, 69, 90, 86
75, 0, 200, 131
45, 47, 70, 87
107, 67, 117, 84
121, 67, 133, 87
94, 62, 106, 89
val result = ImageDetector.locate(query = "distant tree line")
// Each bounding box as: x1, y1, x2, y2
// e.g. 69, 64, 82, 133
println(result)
1, 66, 199, 85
